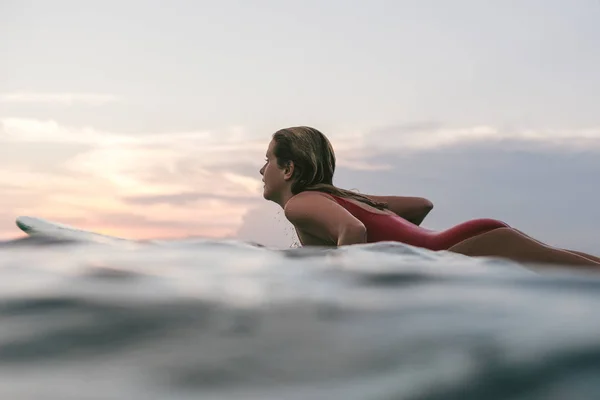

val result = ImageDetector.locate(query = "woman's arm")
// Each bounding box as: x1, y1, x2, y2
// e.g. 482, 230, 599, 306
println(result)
284, 191, 367, 246
366, 195, 434, 226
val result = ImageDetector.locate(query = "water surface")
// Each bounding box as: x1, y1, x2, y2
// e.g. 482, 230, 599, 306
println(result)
1, 236, 600, 399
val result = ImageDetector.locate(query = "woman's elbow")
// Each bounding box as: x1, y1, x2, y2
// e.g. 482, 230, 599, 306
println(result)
409, 199, 433, 225
422, 199, 434, 214
337, 223, 367, 246
422, 198, 434, 211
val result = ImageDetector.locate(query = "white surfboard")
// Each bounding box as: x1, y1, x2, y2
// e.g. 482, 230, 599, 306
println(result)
15, 216, 267, 249
16, 216, 129, 244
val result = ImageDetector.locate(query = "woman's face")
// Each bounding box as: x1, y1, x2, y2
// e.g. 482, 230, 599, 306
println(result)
259, 139, 287, 201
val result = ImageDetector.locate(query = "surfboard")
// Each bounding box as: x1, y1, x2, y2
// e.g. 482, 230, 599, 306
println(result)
15, 216, 267, 249
15, 216, 129, 244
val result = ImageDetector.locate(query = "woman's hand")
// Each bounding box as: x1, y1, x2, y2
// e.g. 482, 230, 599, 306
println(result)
366, 194, 433, 225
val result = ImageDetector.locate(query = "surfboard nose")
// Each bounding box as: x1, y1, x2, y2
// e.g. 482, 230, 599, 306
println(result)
16, 218, 32, 233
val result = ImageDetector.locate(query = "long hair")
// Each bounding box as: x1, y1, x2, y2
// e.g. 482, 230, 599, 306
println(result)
272, 126, 388, 210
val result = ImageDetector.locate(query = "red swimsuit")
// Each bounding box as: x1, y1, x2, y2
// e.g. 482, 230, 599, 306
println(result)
329, 195, 509, 251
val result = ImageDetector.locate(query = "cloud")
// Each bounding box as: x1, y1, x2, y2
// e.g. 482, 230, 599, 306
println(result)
336, 141, 600, 253
0, 117, 266, 195
0, 92, 121, 105
235, 202, 299, 248
0, 118, 267, 239
0, 117, 131, 145
235, 126, 600, 252
3, 116, 600, 249
58, 212, 237, 240
362, 122, 600, 153
122, 192, 262, 206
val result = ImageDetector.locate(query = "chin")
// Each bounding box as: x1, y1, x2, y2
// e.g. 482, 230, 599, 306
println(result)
263, 189, 280, 203
262, 188, 271, 200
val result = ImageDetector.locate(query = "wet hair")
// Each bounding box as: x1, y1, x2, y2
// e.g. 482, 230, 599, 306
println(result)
271, 126, 388, 210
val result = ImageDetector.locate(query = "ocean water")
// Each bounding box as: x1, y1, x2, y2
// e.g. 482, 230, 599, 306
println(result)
2, 235, 600, 400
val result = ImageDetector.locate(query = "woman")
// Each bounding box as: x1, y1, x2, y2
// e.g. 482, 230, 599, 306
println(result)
259, 126, 600, 267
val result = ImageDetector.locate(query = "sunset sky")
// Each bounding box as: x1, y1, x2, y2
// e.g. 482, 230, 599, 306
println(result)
2, 0, 600, 251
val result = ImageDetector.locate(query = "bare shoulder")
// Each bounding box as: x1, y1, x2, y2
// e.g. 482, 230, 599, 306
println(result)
284, 191, 364, 244
285, 191, 361, 228
284, 191, 336, 220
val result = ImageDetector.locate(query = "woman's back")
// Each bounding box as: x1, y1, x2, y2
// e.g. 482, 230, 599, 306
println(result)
328, 194, 508, 251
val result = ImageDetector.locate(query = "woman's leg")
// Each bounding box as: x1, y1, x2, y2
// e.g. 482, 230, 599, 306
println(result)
566, 251, 600, 263
510, 228, 600, 263
447, 227, 600, 267
512, 228, 600, 262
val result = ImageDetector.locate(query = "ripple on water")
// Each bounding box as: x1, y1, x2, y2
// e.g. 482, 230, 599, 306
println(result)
1, 238, 600, 399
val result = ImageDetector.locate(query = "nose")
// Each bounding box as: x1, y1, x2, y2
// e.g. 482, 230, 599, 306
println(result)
259, 165, 265, 176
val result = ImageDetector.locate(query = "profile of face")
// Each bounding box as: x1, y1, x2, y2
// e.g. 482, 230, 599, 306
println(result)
259, 139, 291, 202
259, 127, 336, 203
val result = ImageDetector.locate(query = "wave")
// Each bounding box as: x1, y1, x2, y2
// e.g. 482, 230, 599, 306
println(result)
1, 239, 600, 399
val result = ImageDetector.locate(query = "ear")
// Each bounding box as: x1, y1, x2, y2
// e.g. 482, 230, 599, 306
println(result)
283, 161, 295, 181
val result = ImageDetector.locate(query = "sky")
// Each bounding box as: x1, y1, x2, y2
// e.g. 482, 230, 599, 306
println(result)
1, 0, 600, 252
